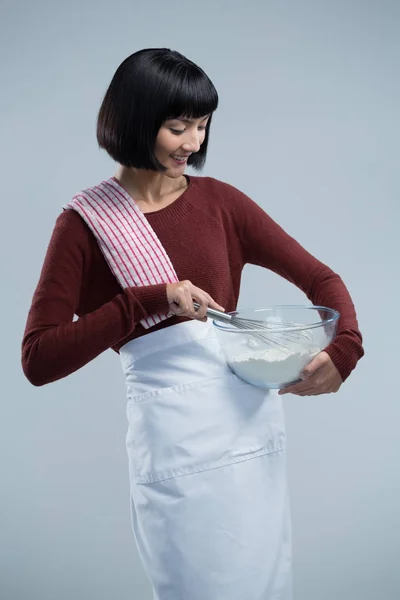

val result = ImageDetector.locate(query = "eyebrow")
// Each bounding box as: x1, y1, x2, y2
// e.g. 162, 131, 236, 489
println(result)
171, 115, 210, 124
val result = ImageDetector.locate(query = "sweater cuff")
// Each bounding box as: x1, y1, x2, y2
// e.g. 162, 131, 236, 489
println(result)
125, 284, 170, 318
324, 334, 364, 382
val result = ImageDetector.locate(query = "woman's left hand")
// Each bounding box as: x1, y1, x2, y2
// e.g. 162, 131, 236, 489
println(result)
278, 351, 343, 396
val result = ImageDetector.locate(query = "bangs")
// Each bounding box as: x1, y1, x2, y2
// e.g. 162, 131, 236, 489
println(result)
160, 67, 219, 122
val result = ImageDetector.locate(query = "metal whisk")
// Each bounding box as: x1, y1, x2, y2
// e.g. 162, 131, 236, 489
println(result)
193, 303, 310, 349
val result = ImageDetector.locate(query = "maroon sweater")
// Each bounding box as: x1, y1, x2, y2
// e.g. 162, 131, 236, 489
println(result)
22, 176, 364, 386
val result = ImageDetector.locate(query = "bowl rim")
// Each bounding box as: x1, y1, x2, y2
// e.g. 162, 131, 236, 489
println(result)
212, 304, 340, 333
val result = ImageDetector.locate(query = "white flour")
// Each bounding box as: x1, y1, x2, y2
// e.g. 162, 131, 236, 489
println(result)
229, 345, 321, 388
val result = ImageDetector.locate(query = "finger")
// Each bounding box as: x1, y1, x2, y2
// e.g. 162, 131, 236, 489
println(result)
279, 378, 317, 395
300, 352, 329, 380
294, 382, 335, 396
192, 289, 221, 317
184, 289, 196, 317
279, 385, 316, 396
295, 390, 318, 396
206, 296, 225, 312
167, 302, 179, 316
193, 296, 209, 319
287, 384, 326, 396
190, 285, 225, 313
173, 290, 190, 315
169, 300, 185, 315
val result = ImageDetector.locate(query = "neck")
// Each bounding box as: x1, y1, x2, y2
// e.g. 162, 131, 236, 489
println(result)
115, 166, 187, 206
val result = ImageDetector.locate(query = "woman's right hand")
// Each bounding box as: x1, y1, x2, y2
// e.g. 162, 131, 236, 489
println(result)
166, 280, 225, 320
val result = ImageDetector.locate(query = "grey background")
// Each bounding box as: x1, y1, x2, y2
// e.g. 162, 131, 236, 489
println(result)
1, 1, 399, 599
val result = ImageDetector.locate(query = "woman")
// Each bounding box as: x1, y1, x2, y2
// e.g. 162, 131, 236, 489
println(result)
22, 48, 363, 600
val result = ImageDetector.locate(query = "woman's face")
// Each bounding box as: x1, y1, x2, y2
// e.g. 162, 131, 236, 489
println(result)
154, 115, 210, 176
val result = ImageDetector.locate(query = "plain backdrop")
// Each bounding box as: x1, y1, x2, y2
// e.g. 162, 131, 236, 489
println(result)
1, 1, 399, 599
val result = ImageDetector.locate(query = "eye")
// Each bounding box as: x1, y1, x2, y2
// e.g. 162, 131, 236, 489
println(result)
169, 128, 185, 135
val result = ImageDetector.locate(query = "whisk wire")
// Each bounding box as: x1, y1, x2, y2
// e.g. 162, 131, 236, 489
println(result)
193, 302, 312, 349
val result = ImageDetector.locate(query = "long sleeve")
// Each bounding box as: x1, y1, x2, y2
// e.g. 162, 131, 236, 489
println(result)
223, 184, 364, 381
22, 211, 170, 386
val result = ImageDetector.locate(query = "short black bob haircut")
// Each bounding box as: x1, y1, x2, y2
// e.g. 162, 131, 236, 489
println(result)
97, 48, 219, 171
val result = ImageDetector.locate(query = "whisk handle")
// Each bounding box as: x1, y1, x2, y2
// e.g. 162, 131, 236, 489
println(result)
193, 301, 233, 323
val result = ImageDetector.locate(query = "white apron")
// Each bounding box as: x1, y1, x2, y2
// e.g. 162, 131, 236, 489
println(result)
65, 178, 293, 599
120, 319, 293, 600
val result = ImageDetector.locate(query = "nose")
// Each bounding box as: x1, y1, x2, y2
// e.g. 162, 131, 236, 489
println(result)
181, 129, 202, 153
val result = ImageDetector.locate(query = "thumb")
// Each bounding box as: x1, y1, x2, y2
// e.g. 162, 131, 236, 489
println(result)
299, 352, 326, 380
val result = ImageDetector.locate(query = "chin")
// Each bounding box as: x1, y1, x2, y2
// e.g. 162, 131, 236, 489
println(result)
166, 168, 186, 178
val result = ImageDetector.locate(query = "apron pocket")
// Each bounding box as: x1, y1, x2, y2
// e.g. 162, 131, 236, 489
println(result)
126, 373, 286, 484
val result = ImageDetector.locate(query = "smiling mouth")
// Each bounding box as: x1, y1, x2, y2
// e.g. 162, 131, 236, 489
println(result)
171, 154, 190, 163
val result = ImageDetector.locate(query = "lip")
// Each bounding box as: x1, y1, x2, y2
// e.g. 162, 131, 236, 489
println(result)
171, 155, 189, 165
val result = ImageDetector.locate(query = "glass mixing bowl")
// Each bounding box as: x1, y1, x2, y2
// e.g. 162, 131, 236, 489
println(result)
213, 305, 339, 390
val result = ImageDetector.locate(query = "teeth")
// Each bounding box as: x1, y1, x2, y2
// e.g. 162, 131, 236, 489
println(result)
172, 155, 187, 161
